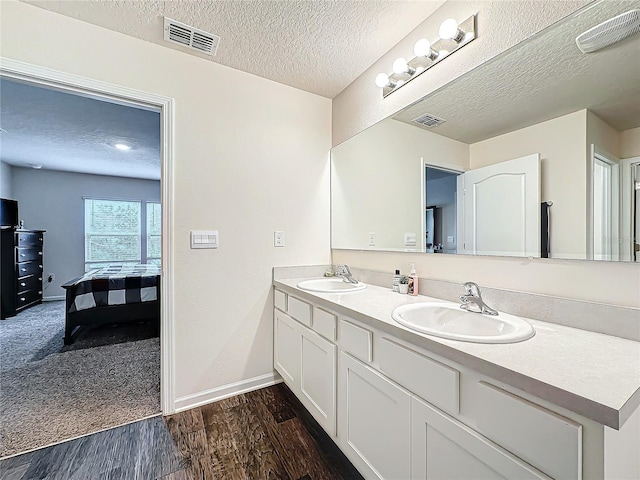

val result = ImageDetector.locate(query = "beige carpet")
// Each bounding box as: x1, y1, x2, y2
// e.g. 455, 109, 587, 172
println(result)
0, 303, 160, 458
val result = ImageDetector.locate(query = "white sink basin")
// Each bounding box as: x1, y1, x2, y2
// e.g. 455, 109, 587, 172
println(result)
391, 302, 534, 344
297, 278, 367, 293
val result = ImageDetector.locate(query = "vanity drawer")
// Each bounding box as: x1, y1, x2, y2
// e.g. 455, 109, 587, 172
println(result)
340, 320, 372, 363
274, 289, 287, 312
312, 307, 337, 341
287, 296, 312, 327
378, 337, 459, 414
475, 382, 582, 480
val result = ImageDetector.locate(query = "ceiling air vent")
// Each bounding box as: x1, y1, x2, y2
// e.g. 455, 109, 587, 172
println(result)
412, 113, 446, 128
576, 9, 640, 53
163, 17, 220, 55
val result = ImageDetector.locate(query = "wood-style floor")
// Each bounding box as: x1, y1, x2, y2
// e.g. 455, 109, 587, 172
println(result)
0, 383, 363, 480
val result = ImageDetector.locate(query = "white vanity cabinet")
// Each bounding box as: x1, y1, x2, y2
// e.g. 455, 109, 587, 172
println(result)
338, 352, 412, 480
273, 293, 337, 436
411, 396, 550, 480
273, 285, 638, 480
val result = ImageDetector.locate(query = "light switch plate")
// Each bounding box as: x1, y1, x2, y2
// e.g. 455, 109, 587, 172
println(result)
191, 230, 218, 249
404, 232, 417, 246
274, 231, 285, 247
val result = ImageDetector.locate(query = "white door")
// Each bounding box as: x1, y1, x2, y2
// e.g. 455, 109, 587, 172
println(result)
457, 154, 540, 257
619, 157, 640, 262
300, 328, 337, 436
411, 397, 549, 480
274, 309, 300, 388
338, 352, 411, 480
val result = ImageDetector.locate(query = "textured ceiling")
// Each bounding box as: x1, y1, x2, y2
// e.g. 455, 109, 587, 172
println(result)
0, 78, 161, 179
393, 0, 640, 143
24, 0, 445, 99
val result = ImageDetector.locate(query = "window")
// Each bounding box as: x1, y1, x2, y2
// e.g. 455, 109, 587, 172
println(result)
84, 199, 161, 271
146, 202, 162, 266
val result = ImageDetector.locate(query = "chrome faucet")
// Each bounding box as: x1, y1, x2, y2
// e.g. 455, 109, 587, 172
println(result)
334, 265, 358, 284
459, 282, 498, 316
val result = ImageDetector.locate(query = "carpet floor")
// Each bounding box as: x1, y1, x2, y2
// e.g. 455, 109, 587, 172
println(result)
0, 301, 160, 458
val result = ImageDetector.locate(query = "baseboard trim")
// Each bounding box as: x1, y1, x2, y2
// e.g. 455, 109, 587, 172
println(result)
174, 372, 283, 413
43, 295, 65, 301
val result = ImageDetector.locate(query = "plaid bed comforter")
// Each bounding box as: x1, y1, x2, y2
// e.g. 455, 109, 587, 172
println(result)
63, 264, 161, 313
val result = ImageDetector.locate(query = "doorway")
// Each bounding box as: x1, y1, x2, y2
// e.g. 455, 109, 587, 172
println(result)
0, 59, 174, 457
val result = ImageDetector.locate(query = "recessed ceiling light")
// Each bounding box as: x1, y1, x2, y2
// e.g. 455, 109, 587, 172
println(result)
115, 143, 131, 151
30, 164, 43, 169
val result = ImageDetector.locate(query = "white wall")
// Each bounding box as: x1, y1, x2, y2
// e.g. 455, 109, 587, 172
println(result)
470, 110, 588, 260
620, 127, 640, 159
332, 1, 640, 309
11, 168, 160, 298
0, 1, 331, 401
0, 161, 13, 198
331, 118, 467, 250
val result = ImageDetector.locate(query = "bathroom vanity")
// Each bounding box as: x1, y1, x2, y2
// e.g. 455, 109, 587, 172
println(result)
273, 270, 640, 480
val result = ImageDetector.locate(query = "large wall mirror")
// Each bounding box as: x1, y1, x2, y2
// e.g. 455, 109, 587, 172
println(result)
332, 0, 640, 262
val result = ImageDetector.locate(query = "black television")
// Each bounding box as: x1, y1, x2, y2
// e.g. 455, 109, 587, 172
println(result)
0, 198, 18, 228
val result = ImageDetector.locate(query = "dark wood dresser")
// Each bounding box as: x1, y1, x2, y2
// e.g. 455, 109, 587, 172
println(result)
1, 228, 45, 319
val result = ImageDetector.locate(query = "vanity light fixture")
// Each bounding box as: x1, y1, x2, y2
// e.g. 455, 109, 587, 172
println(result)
375, 14, 476, 97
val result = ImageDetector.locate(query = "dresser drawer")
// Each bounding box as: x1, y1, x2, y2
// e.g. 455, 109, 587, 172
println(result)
17, 232, 44, 247
475, 382, 582, 480
16, 261, 43, 279
17, 274, 42, 294
312, 307, 337, 341
16, 247, 42, 262
340, 320, 372, 363
288, 296, 312, 327
16, 289, 42, 311
378, 337, 459, 414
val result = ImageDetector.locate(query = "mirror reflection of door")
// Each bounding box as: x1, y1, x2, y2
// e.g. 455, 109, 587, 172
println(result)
619, 156, 640, 262
425, 166, 461, 254
457, 154, 541, 257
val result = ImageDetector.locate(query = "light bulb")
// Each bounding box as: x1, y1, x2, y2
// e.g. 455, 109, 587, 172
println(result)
393, 57, 409, 74
413, 38, 439, 61
439, 18, 463, 42
413, 39, 431, 57
375, 73, 390, 88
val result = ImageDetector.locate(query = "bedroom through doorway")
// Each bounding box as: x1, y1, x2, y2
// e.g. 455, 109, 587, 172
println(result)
0, 75, 166, 458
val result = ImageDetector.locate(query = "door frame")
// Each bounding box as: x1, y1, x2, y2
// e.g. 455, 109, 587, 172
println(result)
421, 160, 465, 254
0, 58, 176, 414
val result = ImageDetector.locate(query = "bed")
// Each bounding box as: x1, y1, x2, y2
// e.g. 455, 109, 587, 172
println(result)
61, 264, 160, 344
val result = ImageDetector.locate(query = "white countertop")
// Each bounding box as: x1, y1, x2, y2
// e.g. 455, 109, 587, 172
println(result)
274, 277, 640, 430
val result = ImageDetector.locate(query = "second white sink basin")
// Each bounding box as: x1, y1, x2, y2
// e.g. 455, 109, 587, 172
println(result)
297, 278, 367, 293
391, 302, 534, 344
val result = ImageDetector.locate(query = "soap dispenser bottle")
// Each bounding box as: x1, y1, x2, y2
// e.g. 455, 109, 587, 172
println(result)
408, 263, 419, 296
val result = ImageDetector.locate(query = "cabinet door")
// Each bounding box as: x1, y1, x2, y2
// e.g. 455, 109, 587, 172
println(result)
300, 329, 337, 436
411, 397, 549, 480
274, 309, 300, 388
339, 352, 411, 480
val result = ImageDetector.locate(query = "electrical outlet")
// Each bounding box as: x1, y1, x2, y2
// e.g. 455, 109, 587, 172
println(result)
368, 232, 376, 246
47, 273, 55, 283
